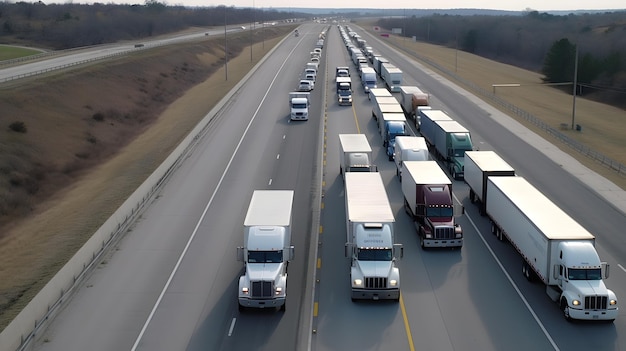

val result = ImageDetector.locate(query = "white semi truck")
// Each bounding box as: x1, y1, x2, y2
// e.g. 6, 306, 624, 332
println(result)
486, 176, 618, 321
344, 172, 402, 301
339, 134, 377, 177
289, 92, 310, 120
237, 190, 295, 311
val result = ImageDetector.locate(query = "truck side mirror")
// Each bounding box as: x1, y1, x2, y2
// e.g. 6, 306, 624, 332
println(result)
237, 247, 244, 261
602, 262, 610, 279
286, 246, 295, 262
393, 243, 403, 259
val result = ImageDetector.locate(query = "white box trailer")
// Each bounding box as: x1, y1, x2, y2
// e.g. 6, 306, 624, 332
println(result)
486, 177, 618, 321
381, 63, 402, 92
393, 136, 429, 181
237, 190, 294, 311
339, 134, 377, 176
345, 172, 402, 301
464, 151, 515, 214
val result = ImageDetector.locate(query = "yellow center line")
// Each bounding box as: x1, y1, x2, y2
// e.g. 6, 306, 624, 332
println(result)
351, 102, 361, 133
399, 293, 416, 351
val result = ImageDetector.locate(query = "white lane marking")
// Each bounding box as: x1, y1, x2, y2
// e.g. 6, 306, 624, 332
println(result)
277, 154, 280, 160
131, 39, 301, 351
283, 135, 286, 140
269, 178, 273, 186
461, 206, 560, 351
618, 264, 626, 273
228, 318, 237, 337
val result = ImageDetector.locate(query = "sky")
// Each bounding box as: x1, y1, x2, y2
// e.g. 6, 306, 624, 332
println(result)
113, 1, 624, 11
30, 0, 626, 11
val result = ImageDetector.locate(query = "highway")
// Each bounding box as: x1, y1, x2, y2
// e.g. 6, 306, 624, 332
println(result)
24, 21, 626, 351
0, 26, 246, 83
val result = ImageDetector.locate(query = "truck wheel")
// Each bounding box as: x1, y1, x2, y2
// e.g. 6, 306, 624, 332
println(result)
451, 168, 457, 180
496, 227, 503, 241
561, 298, 572, 322
420, 236, 426, 250
280, 303, 286, 312
522, 262, 534, 282
491, 222, 497, 235
238, 304, 245, 312
469, 190, 475, 203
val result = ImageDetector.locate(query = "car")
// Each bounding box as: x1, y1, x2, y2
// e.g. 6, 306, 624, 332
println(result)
298, 80, 313, 92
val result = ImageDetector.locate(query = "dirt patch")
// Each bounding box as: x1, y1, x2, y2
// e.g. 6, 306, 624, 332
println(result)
0, 25, 293, 329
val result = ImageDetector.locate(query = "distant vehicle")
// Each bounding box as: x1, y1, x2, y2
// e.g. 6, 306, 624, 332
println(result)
289, 92, 310, 121
298, 79, 313, 92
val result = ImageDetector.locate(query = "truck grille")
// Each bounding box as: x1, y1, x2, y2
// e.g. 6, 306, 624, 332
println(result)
365, 277, 387, 289
434, 227, 455, 239
585, 295, 608, 310
251, 281, 273, 298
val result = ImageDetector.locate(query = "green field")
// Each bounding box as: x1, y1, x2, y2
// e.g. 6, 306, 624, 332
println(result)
0, 45, 42, 61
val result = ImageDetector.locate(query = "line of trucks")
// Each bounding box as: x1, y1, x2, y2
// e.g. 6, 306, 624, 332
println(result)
238, 25, 618, 322
289, 30, 329, 121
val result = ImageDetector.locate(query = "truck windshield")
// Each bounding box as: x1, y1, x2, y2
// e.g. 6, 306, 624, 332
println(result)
248, 250, 283, 263
292, 103, 307, 109
426, 206, 453, 217
357, 248, 392, 261
568, 268, 602, 280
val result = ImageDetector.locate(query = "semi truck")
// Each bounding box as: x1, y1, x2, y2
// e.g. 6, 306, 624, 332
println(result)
344, 172, 402, 301
485, 176, 618, 321
381, 63, 403, 92
336, 77, 353, 105
401, 161, 463, 249
393, 136, 429, 181
421, 118, 473, 180
379, 113, 408, 160
288, 92, 310, 121
360, 67, 377, 93
339, 134, 377, 177
399, 86, 429, 123
237, 190, 295, 311
463, 150, 515, 215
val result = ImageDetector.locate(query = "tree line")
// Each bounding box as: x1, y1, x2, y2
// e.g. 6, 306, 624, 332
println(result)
378, 11, 626, 108
0, 1, 303, 50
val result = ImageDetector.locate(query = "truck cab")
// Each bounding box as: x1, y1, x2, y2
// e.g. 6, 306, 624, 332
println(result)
337, 82, 353, 105
289, 92, 310, 121
447, 132, 473, 179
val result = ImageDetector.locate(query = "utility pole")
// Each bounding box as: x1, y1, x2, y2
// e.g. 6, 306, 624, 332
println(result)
571, 45, 578, 130
224, 7, 228, 81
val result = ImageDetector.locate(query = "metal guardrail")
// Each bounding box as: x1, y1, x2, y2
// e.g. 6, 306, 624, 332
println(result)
393, 41, 626, 177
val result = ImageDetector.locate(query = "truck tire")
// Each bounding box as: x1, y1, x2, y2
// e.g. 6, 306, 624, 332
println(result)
561, 298, 572, 322
469, 190, 475, 203
491, 222, 497, 235
238, 304, 245, 312
420, 235, 426, 250
522, 262, 534, 282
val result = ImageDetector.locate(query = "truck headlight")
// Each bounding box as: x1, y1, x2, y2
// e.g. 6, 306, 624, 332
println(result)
425, 234, 432, 238
389, 279, 398, 286
610, 299, 617, 305
242, 287, 249, 294
456, 233, 463, 238
572, 299, 580, 306
353, 279, 363, 286
275, 287, 283, 295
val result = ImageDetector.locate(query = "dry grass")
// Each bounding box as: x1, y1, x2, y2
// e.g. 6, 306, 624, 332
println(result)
356, 20, 626, 189
0, 26, 293, 330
